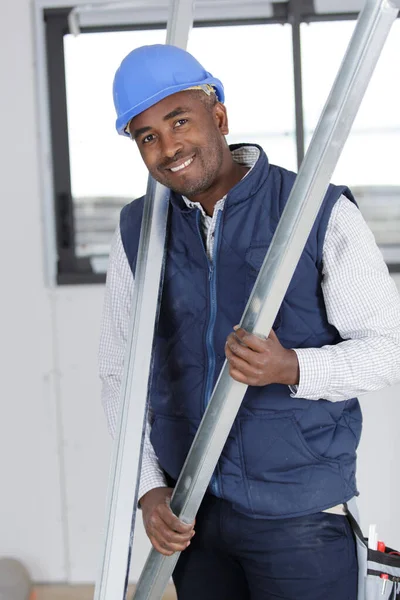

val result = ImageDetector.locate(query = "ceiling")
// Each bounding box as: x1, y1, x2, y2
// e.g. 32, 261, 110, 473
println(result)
62, 0, 365, 29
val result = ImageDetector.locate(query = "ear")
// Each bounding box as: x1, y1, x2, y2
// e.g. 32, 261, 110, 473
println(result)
214, 103, 229, 136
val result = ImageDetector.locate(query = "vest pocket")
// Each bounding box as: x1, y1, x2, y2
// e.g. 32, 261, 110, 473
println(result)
237, 412, 345, 517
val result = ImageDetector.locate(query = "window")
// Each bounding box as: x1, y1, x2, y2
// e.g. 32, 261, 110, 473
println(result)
60, 22, 296, 280
42, 4, 400, 283
64, 29, 166, 275
188, 23, 296, 171
46, 10, 296, 283
302, 19, 400, 268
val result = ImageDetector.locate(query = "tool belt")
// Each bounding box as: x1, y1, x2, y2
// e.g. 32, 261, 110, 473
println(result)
346, 501, 400, 599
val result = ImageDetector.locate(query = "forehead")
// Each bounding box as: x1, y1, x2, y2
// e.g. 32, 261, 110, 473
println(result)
129, 90, 203, 131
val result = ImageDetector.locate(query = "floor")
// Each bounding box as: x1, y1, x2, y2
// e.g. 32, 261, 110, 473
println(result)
34, 584, 177, 599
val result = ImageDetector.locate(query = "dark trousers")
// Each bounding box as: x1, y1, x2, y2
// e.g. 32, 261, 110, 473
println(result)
173, 494, 358, 600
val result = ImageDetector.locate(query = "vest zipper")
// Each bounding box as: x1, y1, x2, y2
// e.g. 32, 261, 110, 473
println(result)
196, 209, 223, 497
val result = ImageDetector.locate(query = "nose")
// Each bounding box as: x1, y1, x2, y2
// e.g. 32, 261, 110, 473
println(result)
160, 130, 184, 160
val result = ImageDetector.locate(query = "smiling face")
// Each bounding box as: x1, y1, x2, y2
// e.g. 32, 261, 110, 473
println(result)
129, 90, 230, 198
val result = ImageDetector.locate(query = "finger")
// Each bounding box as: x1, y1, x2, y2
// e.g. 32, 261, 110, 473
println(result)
151, 538, 174, 556
229, 368, 257, 385
161, 520, 195, 543
225, 336, 255, 364
149, 536, 176, 556
152, 521, 195, 546
146, 517, 195, 552
150, 531, 193, 555
147, 509, 194, 540
230, 328, 268, 353
159, 505, 195, 533
226, 333, 270, 365
225, 344, 264, 375
226, 354, 264, 384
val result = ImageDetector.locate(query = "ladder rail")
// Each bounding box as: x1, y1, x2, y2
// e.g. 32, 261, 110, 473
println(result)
94, 2, 195, 598
132, 1, 400, 598
94, 177, 170, 600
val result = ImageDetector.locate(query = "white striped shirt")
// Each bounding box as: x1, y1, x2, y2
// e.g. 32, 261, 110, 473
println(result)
99, 146, 400, 502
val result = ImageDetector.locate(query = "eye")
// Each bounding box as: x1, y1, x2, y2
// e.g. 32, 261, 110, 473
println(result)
142, 133, 156, 144
174, 118, 188, 128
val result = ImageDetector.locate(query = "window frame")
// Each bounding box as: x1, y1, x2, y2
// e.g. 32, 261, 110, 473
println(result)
37, 1, 400, 284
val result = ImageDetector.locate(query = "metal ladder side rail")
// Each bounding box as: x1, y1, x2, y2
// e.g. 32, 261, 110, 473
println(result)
94, 177, 170, 600
132, 1, 400, 598
93, 2, 195, 598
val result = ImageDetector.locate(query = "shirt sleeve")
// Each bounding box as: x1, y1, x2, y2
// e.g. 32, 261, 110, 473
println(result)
99, 226, 167, 498
291, 195, 400, 401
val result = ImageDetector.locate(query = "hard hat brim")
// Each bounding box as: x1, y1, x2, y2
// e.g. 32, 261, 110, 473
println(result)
116, 76, 225, 137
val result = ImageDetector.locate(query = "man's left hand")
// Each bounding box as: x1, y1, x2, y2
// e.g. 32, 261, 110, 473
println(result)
225, 327, 299, 387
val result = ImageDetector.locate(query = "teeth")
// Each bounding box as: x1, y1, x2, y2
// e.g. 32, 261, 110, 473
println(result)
170, 157, 194, 172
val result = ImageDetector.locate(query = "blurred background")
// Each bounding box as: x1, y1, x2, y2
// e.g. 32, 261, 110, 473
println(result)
0, 0, 399, 597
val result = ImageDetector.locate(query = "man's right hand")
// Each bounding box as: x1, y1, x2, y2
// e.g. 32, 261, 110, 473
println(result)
140, 487, 195, 556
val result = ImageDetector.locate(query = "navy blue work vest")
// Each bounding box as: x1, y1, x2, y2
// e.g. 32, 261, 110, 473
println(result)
120, 145, 362, 519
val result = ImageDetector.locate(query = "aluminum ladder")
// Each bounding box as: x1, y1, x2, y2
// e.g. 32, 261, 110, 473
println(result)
94, 1, 195, 599
95, 1, 400, 599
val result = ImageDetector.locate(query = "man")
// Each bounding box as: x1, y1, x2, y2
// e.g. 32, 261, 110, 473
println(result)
100, 44, 400, 599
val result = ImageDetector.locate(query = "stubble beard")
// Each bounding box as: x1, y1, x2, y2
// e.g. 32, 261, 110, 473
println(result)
154, 137, 225, 197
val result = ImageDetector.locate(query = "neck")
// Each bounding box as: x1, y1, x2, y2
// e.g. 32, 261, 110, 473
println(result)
186, 155, 249, 216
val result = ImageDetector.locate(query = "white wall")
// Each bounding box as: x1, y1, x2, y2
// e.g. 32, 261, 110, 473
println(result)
0, 0, 399, 584
0, 0, 150, 582
0, 0, 65, 581
53, 287, 151, 582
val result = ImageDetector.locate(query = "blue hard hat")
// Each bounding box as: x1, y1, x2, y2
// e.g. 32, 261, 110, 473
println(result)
113, 44, 225, 137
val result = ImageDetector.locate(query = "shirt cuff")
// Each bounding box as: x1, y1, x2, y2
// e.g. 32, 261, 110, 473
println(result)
138, 467, 168, 503
289, 347, 332, 400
